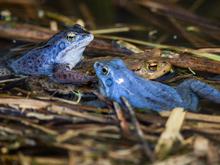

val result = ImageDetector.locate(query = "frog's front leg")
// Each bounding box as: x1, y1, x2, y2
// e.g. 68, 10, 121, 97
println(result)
51, 64, 95, 84
176, 79, 220, 111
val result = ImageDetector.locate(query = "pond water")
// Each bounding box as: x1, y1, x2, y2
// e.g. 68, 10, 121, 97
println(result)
42, 0, 220, 47
0, 0, 220, 47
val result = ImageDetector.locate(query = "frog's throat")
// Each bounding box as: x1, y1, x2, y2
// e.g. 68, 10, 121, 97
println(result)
56, 46, 85, 69
99, 80, 106, 96
98, 79, 113, 98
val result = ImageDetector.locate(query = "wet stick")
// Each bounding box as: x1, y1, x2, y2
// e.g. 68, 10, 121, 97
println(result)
96, 35, 220, 62
155, 107, 186, 159
121, 97, 155, 162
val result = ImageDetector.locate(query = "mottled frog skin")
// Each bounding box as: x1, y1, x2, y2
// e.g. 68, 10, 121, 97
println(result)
134, 60, 172, 80
94, 59, 220, 112
8, 24, 94, 83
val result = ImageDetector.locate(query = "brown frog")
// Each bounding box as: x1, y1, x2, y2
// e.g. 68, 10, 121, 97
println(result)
134, 60, 172, 79
80, 56, 173, 80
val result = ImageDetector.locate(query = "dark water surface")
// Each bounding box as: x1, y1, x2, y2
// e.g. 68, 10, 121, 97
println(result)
0, 0, 219, 47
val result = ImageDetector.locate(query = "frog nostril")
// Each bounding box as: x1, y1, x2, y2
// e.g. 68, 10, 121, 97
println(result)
94, 62, 100, 68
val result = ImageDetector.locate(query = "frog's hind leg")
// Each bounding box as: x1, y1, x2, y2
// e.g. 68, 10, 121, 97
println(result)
176, 80, 198, 111
177, 79, 220, 107
51, 64, 95, 84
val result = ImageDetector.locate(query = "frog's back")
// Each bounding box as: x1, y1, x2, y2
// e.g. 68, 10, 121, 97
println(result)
9, 46, 54, 76
125, 73, 185, 111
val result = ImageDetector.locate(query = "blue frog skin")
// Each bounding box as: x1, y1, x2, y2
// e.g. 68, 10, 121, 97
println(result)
94, 59, 220, 112
8, 24, 94, 83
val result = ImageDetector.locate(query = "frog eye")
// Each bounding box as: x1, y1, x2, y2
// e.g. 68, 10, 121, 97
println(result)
66, 32, 77, 41
147, 62, 158, 71
102, 66, 109, 75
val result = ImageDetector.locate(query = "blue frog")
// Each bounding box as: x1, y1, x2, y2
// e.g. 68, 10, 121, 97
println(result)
6, 24, 94, 84
94, 59, 220, 112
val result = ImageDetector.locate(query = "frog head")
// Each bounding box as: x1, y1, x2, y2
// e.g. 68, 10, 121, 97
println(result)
94, 59, 134, 100
50, 24, 94, 69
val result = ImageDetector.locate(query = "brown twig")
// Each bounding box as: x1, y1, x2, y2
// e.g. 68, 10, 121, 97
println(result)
0, 21, 54, 42
136, 0, 220, 32
121, 97, 155, 162
113, 102, 130, 136
0, 97, 113, 123
140, 49, 220, 74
